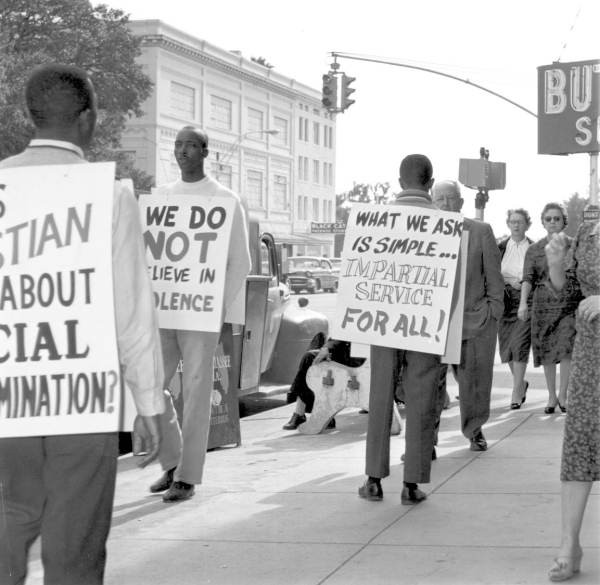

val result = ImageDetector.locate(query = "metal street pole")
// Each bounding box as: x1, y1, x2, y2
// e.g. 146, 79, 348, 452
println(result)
590, 153, 599, 206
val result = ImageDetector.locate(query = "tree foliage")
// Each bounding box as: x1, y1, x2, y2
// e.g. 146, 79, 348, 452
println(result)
563, 192, 589, 237
335, 182, 392, 223
0, 0, 153, 188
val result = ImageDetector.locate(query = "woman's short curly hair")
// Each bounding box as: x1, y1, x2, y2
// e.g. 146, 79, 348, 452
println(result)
506, 208, 531, 228
540, 202, 568, 227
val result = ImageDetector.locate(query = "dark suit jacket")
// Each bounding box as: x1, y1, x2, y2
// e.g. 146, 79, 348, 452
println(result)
461, 218, 504, 340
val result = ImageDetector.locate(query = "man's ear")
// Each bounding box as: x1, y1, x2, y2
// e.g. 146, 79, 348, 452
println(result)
425, 177, 435, 191
77, 108, 96, 147
399, 178, 406, 189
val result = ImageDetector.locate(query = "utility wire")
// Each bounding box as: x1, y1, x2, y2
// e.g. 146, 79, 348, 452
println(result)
555, 3, 583, 63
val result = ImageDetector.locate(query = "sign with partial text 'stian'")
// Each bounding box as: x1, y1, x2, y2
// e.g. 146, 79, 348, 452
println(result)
0, 163, 120, 437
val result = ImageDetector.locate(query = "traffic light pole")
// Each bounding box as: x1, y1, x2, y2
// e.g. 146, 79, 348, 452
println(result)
330, 51, 537, 118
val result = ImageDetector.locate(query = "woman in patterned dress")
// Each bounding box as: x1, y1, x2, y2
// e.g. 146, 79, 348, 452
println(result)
518, 203, 581, 413
545, 212, 600, 581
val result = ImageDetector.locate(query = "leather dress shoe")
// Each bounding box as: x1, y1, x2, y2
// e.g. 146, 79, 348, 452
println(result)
470, 430, 488, 451
149, 467, 175, 493
358, 478, 383, 501
162, 480, 195, 502
283, 413, 306, 430
401, 485, 427, 505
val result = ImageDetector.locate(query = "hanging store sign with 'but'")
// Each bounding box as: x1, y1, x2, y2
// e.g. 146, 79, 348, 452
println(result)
538, 59, 600, 155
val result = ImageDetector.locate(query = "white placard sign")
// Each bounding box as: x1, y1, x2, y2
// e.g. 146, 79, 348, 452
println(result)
331, 203, 463, 355
140, 194, 235, 332
0, 163, 121, 437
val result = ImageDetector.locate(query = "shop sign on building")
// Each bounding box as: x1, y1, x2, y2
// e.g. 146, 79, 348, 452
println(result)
538, 59, 599, 155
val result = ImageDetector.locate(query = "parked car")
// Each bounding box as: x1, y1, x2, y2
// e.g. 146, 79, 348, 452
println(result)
329, 257, 341, 276
283, 256, 338, 293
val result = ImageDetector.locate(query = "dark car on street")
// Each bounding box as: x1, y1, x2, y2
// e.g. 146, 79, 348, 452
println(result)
283, 256, 338, 293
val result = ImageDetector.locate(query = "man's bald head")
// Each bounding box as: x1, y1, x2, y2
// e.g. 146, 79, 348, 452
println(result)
399, 154, 434, 191
431, 180, 464, 212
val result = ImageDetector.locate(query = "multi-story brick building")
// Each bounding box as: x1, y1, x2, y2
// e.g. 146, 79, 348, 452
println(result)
121, 20, 337, 256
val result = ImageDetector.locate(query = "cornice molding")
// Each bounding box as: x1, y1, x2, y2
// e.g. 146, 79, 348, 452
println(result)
141, 34, 321, 107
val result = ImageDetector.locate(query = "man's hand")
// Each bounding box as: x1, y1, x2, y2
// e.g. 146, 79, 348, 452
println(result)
132, 414, 161, 468
578, 295, 600, 322
313, 346, 330, 365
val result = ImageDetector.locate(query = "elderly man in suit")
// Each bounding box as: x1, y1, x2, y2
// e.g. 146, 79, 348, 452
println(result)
432, 180, 504, 451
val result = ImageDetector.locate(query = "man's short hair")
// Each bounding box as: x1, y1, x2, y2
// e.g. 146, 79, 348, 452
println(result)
25, 64, 93, 128
399, 154, 433, 186
178, 126, 209, 148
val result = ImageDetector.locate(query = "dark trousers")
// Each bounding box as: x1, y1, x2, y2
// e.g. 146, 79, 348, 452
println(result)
366, 346, 442, 483
442, 317, 498, 440
287, 350, 319, 412
0, 433, 118, 585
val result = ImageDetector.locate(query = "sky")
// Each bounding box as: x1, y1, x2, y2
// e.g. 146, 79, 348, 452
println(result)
106, 0, 598, 240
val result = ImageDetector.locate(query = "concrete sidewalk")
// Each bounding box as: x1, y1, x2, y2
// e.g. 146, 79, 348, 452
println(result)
27, 369, 600, 585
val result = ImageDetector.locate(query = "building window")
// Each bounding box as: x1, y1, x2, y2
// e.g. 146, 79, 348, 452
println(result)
312, 197, 319, 221
210, 95, 232, 130
272, 175, 288, 211
323, 163, 328, 185
247, 107, 264, 135
323, 125, 329, 148
273, 116, 288, 145
170, 82, 195, 119
211, 162, 232, 189
297, 197, 304, 220
304, 119, 309, 141
298, 116, 304, 140
328, 127, 333, 149
322, 200, 327, 222
313, 121, 320, 145
246, 169, 264, 208
313, 160, 320, 183
303, 196, 308, 220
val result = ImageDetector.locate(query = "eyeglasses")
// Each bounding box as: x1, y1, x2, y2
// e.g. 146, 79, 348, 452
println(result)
544, 216, 563, 223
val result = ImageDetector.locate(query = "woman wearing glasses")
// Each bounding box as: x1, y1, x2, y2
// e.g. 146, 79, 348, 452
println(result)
518, 203, 581, 413
498, 209, 534, 409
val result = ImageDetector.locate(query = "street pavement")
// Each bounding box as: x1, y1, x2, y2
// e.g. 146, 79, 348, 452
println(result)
24, 362, 599, 585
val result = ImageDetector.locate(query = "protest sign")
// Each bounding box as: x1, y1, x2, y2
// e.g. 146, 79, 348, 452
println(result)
140, 194, 235, 331
0, 163, 120, 437
331, 203, 462, 355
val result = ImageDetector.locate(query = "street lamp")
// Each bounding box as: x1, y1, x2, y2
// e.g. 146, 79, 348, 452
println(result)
217, 129, 279, 167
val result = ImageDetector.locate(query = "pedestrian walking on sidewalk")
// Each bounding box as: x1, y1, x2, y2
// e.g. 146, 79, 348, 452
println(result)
545, 214, 600, 582
358, 154, 444, 506
497, 208, 533, 410
0, 63, 164, 585
519, 202, 581, 414
431, 180, 504, 452
146, 126, 251, 503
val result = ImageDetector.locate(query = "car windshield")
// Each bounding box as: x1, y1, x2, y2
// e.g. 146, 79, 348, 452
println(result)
289, 258, 320, 269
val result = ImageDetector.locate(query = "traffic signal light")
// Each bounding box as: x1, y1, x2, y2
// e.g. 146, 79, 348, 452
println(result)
340, 74, 356, 111
322, 73, 338, 111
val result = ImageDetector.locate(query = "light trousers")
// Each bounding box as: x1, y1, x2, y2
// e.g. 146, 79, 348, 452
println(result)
158, 329, 220, 484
